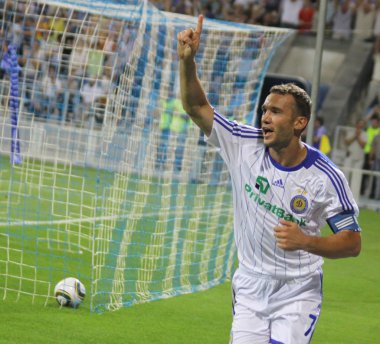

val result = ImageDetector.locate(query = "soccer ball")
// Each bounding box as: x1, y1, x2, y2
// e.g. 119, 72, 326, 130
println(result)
54, 277, 86, 308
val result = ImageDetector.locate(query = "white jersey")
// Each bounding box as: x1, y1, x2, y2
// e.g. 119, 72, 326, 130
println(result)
207, 111, 361, 279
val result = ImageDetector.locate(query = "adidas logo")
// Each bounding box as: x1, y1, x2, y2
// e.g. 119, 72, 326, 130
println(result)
272, 178, 284, 188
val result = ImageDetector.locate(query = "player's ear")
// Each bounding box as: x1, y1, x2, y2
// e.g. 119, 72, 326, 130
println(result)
294, 116, 308, 132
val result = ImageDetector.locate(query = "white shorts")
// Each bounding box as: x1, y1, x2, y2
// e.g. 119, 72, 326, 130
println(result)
230, 266, 323, 344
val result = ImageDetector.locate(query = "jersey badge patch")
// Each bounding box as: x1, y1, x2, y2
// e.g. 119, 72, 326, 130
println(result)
290, 195, 308, 214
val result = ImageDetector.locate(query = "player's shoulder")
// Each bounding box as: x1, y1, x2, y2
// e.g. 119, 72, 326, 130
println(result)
213, 110, 263, 139
304, 144, 346, 179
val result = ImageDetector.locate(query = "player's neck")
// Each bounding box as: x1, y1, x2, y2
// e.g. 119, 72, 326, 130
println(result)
268, 140, 307, 167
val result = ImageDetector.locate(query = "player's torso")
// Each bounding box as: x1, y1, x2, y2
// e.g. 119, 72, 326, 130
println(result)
230, 145, 324, 279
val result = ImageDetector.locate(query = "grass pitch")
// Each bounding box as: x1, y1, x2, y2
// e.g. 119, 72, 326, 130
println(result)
0, 208, 378, 343
0, 154, 234, 312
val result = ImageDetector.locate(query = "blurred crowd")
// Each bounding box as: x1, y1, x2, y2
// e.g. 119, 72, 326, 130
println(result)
2, 0, 380, 187
1, 0, 135, 125
2, 0, 380, 125
153, 0, 380, 48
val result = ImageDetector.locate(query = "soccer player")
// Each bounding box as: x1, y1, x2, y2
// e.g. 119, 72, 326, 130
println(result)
177, 15, 362, 344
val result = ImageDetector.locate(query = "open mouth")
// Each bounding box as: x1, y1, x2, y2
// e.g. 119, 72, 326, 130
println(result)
262, 127, 274, 138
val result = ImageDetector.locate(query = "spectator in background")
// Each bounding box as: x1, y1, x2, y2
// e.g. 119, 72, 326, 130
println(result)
60, 34, 74, 75
191, 0, 202, 16
312, 0, 336, 35
234, 0, 255, 10
9, 15, 24, 54
246, 2, 264, 24
69, 37, 88, 76
65, 78, 81, 123
299, 0, 315, 33
313, 116, 331, 155
22, 41, 42, 110
22, 17, 36, 48
204, 1, 224, 19
203, 2, 217, 19
35, 28, 52, 75
172, 0, 192, 15
222, 2, 235, 21
156, 94, 189, 172
373, 0, 380, 54
48, 8, 66, 43
361, 110, 380, 196
332, 0, 354, 40
353, 0, 376, 41
370, 131, 380, 199
261, 0, 281, 26
46, 33, 64, 68
203, 0, 217, 15
343, 119, 367, 185
40, 65, 63, 120
79, 79, 106, 125
163, 0, 174, 12
103, 31, 117, 56
280, 0, 304, 29
231, 2, 250, 23
364, 54, 380, 113
35, 16, 50, 42
86, 40, 105, 79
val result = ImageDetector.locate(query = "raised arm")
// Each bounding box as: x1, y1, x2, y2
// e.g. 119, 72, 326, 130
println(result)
177, 15, 214, 136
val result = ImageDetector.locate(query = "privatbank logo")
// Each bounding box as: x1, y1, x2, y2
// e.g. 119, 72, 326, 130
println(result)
245, 182, 307, 227
255, 176, 270, 195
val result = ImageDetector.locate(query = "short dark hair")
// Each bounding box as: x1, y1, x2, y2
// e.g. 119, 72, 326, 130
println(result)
269, 83, 312, 120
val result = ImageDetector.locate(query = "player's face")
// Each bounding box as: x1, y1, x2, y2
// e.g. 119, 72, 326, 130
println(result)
261, 93, 301, 149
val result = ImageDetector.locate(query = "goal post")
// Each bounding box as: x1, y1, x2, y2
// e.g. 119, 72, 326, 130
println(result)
0, 0, 292, 312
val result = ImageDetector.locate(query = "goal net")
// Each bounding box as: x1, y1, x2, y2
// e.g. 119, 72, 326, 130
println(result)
0, 0, 292, 311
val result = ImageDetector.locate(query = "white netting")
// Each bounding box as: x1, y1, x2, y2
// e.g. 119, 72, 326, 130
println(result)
0, 0, 291, 311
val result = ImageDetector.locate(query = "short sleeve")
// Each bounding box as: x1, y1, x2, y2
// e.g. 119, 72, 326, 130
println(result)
206, 110, 264, 165
320, 166, 361, 233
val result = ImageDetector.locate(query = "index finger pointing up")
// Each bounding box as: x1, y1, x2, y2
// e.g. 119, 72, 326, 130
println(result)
195, 14, 203, 35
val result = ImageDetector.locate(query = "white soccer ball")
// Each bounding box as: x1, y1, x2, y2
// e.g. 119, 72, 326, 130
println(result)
54, 277, 86, 308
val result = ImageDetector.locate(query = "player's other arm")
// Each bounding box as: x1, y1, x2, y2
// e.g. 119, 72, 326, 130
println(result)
274, 220, 361, 259
300, 229, 361, 259
177, 15, 214, 137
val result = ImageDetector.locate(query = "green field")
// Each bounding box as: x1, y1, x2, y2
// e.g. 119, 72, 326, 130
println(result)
0, 208, 378, 343
0, 154, 236, 313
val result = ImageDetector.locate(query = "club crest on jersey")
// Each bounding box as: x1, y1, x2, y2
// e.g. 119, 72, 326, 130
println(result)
290, 195, 308, 214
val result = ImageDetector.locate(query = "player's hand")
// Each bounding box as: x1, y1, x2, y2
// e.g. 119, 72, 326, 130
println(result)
274, 219, 307, 251
177, 15, 203, 61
